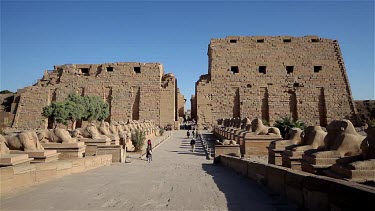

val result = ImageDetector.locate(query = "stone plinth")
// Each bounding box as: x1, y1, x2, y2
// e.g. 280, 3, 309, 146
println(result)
105, 134, 120, 145
0, 154, 33, 167
96, 145, 125, 163
301, 152, 341, 174
324, 159, 375, 183
0, 154, 112, 193
215, 145, 240, 158
268, 148, 285, 166
282, 150, 305, 170
240, 134, 282, 157
84, 145, 97, 156
79, 137, 111, 146
42, 142, 86, 159
10, 150, 60, 163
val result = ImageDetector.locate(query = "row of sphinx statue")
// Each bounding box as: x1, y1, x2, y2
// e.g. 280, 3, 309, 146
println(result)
215, 117, 374, 183
0, 120, 158, 155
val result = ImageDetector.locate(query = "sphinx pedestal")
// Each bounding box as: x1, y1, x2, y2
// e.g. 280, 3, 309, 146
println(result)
282, 150, 305, 170
96, 145, 125, 163
324, 159, 375, 183
42, 142, 86, 159
10, 150, 60, 163
79, 138, 111, 156
214, 145, 240, 158
268, 148, 285, 166
0, 154, 33, 167
240, 134, 282, 158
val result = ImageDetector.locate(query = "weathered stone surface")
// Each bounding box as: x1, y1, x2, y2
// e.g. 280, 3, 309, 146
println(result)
0, 62, 182, 129
195, 36, 357, 129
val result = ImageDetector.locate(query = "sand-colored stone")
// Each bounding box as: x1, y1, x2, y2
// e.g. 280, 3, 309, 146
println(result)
195, 36, 357, 129
0, 154, 33, 166
42, 142, 86, 159
268, 128, 303, 165
0, 62, 182, 129
301, 120, 365, 174
282, 126, 327, 170
325, 126, 375, 182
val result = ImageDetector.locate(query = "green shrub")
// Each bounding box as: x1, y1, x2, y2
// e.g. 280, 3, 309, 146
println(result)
368, 119, 375, 127
274, 116, 306, 139
131, 129, 146, 152
159, 128, 165, 136
262, 119, 270, 126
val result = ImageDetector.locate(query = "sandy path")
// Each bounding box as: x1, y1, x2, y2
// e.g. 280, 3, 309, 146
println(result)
1, 130, 290, 210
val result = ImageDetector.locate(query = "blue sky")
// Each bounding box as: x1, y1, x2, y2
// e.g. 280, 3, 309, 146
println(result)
1, 0, 374, 110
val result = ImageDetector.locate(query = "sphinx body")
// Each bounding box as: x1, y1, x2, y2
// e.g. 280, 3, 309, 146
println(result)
4, 131, 44, 151
37, 129, 77, 143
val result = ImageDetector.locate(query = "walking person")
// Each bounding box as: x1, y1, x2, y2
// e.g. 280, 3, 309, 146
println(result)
187, 130, 190, 138
190, 138, 196, 152
147, 139, 152, 148
192, 130, 195, 138
146, 144, 152, 163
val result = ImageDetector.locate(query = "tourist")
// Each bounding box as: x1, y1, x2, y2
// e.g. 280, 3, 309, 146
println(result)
190, 138, 196, 152
192, 130, 195, 138
187, 130, 190, 138
146, 145, 152, 163
147, 139, 152, 148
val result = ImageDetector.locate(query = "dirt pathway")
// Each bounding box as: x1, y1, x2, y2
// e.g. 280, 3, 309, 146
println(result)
1, 130, 291, 210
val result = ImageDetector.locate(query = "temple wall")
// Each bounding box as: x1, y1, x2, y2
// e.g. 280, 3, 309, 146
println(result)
160, 74, 176, 127
196, 36, 357, 127
4, 62, 177, 129
196, 75, 212, 129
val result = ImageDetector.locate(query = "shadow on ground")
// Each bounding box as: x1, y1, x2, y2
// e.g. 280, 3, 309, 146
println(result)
202, 163, 299, 211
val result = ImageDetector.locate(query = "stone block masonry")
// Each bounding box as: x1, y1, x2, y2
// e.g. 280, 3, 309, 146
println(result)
1, 62, 183, 129
195, 36, 358, 129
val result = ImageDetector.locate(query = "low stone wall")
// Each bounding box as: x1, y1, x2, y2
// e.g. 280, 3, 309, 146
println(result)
214, 145, 240, 158
0, 154, 112, 194
219, 155, 375, 211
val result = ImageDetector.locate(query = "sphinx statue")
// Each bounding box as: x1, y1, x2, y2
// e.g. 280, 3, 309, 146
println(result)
98, 121, 111, 135
98, 121, 120, 145
216, 139, 238, 146
326, 126, 375, 182
0, 134, 11, 154
3, 131, 44, 151
109, 122, 119, 135
118, 121, 135, 151
301, 120, 365, 174
268, 128, 303, 165
251, 118, 281, 136
282, 126, 327, 170
80, 123, 110, 140
37, 129, 77, 143
0, 133, 44, 165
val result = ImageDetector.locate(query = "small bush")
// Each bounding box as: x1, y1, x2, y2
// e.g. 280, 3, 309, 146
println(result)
274, 116, 306, 139
262, 119, 270, 126
131, 129, 145, 152
159, 128, 165, 136
368, 119, 375, 127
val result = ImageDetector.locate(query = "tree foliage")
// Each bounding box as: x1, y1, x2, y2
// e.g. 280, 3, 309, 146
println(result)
273, 116, 306, 139
0, 90, 13, 94
42, 93, 110, 128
